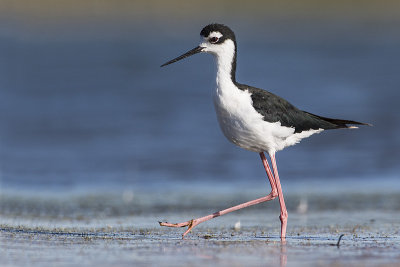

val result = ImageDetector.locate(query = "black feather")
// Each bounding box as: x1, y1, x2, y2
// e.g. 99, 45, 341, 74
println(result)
303, 111, 371, 128
236, 83, 369, 133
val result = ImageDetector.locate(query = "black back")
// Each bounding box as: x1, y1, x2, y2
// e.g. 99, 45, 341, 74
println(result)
237, 83, 367, 132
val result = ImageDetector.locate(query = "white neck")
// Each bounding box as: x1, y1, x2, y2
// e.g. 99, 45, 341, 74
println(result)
212, 40, 236, 92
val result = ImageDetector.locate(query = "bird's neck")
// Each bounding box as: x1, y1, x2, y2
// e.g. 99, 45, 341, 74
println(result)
215, 40, 237, 91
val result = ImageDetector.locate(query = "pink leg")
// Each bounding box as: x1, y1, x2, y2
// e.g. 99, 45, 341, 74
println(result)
260, 152, 278, 195
159, 152, 278, 238
270, 152, 288, 240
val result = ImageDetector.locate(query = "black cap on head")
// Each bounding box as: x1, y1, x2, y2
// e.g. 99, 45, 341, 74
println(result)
200, 23, 236, 43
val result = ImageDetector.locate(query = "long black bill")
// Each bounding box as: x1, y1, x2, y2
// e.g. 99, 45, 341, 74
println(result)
161, 46, 203, 67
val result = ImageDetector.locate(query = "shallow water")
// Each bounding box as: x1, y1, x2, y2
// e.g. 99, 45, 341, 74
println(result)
2, 209, 400, 267
2, 181, 400, 266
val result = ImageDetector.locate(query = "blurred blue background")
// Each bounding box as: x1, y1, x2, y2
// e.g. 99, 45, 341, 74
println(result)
1, 0, 399, 196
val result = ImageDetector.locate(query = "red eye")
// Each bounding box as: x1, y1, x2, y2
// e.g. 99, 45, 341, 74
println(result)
210, 37, 219, 43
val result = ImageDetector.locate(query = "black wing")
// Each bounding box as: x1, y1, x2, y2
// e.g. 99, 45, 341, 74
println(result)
237, 83, 368, 133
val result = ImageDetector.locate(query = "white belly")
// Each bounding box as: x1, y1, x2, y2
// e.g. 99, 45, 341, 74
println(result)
213, 85, 322, 154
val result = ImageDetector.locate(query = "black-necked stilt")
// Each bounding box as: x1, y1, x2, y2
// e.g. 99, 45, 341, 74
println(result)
159, 23, 370, 240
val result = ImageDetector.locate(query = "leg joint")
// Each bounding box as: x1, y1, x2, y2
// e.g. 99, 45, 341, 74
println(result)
280, 210, 288, 221
270, 190, 278, 199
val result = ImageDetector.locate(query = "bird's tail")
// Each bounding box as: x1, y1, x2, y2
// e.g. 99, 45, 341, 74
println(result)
304, 111, 372, 129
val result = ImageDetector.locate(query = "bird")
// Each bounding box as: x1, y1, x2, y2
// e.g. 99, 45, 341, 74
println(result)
159, 23, 370, 240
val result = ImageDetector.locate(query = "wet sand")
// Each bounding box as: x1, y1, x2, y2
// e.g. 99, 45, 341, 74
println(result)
1, 190, 400, 267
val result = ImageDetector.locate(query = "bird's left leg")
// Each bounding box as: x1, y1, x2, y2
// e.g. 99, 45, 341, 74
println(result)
159, 152, 278, 238
159, 193, 278, 238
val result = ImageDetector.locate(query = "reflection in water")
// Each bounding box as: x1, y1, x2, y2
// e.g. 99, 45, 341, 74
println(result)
280, 242, 287, 267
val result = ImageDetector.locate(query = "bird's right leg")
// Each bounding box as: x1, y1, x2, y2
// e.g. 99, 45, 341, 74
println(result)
259, 152, 278, 197
159, 152, 278, 238
270, 152, 288, 240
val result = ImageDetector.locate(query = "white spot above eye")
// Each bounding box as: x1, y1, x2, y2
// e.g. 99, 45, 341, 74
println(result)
208, 31, 223, 39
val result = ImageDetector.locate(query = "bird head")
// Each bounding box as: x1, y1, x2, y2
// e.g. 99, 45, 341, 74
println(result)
161, 23, 236, 67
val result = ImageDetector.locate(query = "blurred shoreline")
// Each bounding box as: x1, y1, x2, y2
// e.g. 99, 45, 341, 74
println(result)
2, 0, 400, 42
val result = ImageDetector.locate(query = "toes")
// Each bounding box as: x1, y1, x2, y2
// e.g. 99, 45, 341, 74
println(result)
159, 221, 191, 228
